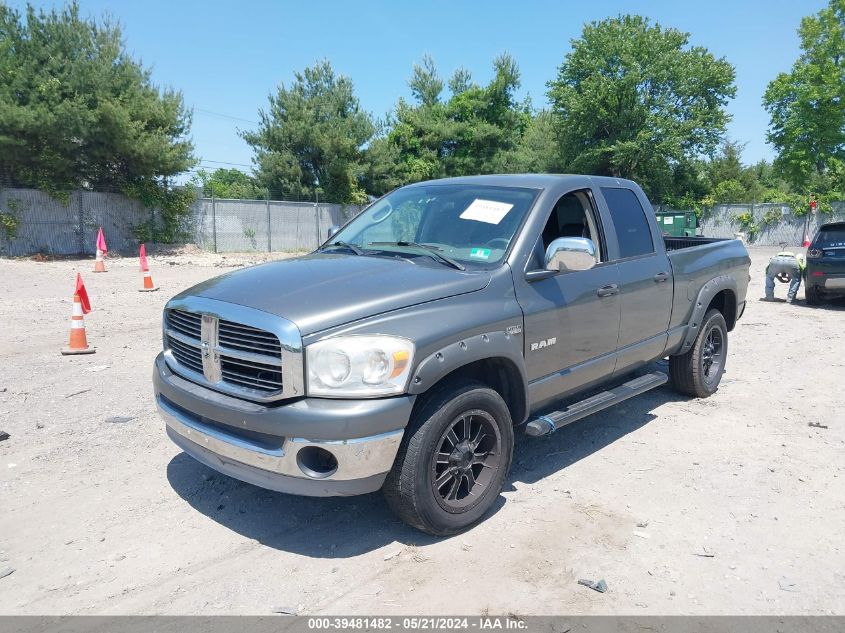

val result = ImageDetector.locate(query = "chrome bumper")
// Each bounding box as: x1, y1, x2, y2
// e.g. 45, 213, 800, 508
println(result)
158, 395, 403, 494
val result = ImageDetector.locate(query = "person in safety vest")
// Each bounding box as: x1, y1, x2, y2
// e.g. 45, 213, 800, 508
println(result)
763, 251, 806, 303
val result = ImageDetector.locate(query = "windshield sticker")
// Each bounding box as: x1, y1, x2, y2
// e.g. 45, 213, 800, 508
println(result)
460, 199, 514, 225
470, 247, 492, 259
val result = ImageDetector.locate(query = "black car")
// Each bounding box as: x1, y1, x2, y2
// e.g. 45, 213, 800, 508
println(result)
805, 221, 845, 304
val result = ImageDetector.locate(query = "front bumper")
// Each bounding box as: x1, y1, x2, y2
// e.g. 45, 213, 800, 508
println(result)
154, 353, 413, 496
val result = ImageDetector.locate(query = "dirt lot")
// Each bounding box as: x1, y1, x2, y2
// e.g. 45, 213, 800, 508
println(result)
0, 246, 843, 615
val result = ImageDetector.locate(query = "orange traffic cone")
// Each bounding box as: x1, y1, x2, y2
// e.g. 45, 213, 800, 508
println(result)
138, 244, 157, 291
139, 269, 159, 292
93, 248, 107, 273
61, 294, 96, 355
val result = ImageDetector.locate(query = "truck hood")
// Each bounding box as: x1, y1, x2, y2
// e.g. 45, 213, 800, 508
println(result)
176, 253, 491, 335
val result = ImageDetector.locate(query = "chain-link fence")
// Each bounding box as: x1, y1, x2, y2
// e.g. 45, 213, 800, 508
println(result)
0, 187, 151, 256
5, 183, 845, 256
193, 198, 362, 253
0, 186, 363, 256
697, 202, 845, 246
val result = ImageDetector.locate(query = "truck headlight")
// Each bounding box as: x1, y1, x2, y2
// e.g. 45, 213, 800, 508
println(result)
306, 335, 414, 397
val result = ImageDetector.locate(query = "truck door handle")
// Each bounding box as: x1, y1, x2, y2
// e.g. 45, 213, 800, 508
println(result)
654, 271, 669, 283
597, 284, 619, 297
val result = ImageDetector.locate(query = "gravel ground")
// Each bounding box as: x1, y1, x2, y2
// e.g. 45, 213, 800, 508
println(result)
0, 246, 842, 615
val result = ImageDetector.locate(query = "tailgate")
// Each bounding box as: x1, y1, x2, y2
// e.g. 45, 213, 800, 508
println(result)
810, 246, 845, 288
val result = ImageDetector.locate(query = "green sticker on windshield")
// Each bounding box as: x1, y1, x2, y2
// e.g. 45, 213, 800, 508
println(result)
470, 247, 491, 259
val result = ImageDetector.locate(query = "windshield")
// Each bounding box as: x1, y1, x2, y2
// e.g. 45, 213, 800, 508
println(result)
327, 184, 539, 266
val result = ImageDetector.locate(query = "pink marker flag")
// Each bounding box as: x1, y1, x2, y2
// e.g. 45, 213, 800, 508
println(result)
96, 227, 108, 254
75, 273, 91, 314
139, 244, 149, 271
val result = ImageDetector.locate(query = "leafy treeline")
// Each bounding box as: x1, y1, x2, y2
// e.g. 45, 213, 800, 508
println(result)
243, 17, 739, 206
763, 0, 845, 205
0, 3, 194, 193
241, 61, 376, 204
0, 2, 195, 239
242, 4, 844, 209
2, 1, 843, 218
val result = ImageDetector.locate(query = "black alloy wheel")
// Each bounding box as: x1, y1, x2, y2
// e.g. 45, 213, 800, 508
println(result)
430, 409, 501, 511
701, 326, 724, 387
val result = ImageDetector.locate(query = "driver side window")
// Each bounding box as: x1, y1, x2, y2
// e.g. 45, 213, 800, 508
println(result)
532, 190, 603, 269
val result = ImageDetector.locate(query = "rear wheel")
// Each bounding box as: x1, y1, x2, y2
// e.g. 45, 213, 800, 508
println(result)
383, 381, 514, 536
670, 309, 728, 398
805, 285, 821, 305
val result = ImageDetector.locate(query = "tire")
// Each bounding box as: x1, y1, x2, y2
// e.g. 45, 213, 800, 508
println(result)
669, 309, 728, 398
383, 381, 514, 536
805, 285, 821, 305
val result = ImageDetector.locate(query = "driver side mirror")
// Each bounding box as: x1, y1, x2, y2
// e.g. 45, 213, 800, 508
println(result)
545, 237, 597, 272
327, 225, 340, 239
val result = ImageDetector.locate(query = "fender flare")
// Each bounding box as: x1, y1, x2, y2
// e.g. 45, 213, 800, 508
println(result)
679, 275, 738, 354
407, 330, 528, 420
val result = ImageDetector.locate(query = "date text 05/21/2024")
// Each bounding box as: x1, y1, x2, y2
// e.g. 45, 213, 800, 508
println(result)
306, 617, 528, 630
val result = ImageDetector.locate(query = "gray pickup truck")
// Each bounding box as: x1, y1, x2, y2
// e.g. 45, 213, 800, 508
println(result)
154, 174, 750, 535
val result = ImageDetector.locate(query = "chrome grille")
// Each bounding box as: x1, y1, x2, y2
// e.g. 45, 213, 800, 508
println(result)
168, 309, 201, 339
219, 319, 282, 356
167, 334, 203, 374
165, 308, 284, 396
221, 357, 283, 391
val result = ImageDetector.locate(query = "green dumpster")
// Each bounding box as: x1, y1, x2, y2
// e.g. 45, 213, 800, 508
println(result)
656, 211, 698, 237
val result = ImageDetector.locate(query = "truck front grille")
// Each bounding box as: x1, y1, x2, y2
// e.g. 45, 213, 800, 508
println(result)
220, 357, 283, 391
167, 333, 203, 374
219, 319, 282, 356
165, 308, 284, 397
168, 309, 201, 339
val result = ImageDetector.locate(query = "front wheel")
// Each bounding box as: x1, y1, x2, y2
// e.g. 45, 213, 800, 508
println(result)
383, 381, 514, 536
669, 309, 728, 398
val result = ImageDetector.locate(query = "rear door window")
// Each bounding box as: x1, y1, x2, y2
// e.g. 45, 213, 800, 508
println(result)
601, 187, 655, 259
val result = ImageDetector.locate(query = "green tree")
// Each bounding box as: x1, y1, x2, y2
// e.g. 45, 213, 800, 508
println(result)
509, 110, 563, 173
660, 159, 709, 209
192, 168, 263, 199
448, 67, 473, 96
703, 140, 766, 200
0, 2, 194, 193
547, 15, 736, 198
749, 159, 785, 191
361, 119, 405, 197
446, 53, 530, 174
763, 0, 845, 190
707, 179, 750, 204
705, 140, 745, 187
384, 53, 530, 183
243, 60, 375, 204
409, 54, 443, 107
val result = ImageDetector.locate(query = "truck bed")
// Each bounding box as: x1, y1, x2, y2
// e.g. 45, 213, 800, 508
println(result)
664, 235, 751, 335
664, 236, 729, 251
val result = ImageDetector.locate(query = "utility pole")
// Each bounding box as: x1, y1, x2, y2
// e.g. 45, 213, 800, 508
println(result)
266, 188, 271, 252
77, 193, 85, 254
211, 184, 217, 254
314, 189, 320, 248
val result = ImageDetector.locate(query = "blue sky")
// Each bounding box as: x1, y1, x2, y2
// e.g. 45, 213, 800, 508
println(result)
12, 0, 827, 179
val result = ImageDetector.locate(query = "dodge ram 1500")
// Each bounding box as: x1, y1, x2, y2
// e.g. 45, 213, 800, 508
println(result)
154, 174, 751, 535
